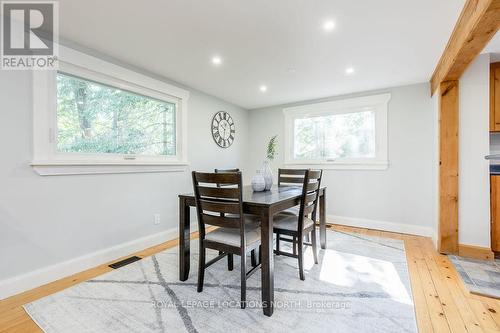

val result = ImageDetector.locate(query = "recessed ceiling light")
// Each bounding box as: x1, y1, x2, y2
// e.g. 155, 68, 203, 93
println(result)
345, 67, 355, 75
211, 56, 222, 66
323, 20, 335, 32
259, 85, 268, 92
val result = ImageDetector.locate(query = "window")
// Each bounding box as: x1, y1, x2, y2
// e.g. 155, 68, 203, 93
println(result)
293, 110, 375, 160
56, 73, 176, 157
32, 45, 189, 175
284, 94, 390, 170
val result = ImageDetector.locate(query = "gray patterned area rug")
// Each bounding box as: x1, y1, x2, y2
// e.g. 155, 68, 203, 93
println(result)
24, 230, 417, 333
448, 255, 500, 299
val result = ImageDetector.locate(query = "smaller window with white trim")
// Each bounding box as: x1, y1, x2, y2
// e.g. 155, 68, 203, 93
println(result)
293, 110, 375, 160
284, 93, 390, 170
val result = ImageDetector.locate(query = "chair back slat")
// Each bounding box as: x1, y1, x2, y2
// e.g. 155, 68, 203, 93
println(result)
306, 181, 320, 192
279, 176, 304, 184
201, 213, 240, 228
192, 171, 245, 239
196, 172, 239, 185
215, 168, 239, 173
278, 168, 307, 186
198, 186, 240, 199
200, 200, 240, 214
303, 203, 315, 216
280, 169, 307, 175
304, 192, 317, 204
214, 168, 240, 187
307, 170, 322, 179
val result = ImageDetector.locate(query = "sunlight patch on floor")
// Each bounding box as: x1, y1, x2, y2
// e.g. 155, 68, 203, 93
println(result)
319, 249, 412, 305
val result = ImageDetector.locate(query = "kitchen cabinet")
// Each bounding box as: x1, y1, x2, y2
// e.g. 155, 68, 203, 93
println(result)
490, 62, 500, 132
491, 175, 500, 252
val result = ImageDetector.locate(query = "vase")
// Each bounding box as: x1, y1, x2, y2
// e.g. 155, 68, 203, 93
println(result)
251, 170, 266, 192
261, 160, 273, 191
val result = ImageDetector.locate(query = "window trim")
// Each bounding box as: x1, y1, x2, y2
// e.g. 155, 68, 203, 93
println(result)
283, 93, 391, 170
32, 45, 190, 175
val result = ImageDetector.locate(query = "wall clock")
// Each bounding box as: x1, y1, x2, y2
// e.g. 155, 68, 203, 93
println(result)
211, 111, 235, 148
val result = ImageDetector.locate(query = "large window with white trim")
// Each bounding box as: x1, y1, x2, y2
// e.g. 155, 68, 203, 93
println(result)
32, 46, 189, 175
284, 94, 390, 169
56, 72, 177, 157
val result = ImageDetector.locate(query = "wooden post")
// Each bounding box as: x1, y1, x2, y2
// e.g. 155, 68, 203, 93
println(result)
438, 81, 459, 254
430, 0, 500, 253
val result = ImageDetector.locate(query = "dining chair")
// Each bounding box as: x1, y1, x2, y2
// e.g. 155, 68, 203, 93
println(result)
214, 168, 260, 266
273, 169, 323, 280
278, 168, 307, 214
192, 171, 261, 308
276, 168, 307, 251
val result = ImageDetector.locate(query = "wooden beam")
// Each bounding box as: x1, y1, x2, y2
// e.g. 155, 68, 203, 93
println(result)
438, 81, 459, 254
430, 0, 500, 95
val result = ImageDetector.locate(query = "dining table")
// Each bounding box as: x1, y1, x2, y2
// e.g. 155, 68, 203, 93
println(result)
178, 185, 327, 317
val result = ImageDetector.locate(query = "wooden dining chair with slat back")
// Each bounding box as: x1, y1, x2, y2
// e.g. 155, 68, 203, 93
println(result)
214, 168, 260, 267
214, 168, 245, 267
276, 168, 307, 254
192, 171, 261, 308
273, 169, 323, 280
277, 168, 307, 215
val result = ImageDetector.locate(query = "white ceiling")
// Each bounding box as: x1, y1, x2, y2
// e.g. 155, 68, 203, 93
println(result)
57, 0, 465, 109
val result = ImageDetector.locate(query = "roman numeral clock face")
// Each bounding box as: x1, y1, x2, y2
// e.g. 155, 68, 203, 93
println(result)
211, 111, 235, 148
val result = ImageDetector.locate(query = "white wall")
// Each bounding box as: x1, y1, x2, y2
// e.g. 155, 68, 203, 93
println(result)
458, 53, 491, 247
0, 52, 249, 298
247, 83, 437, 237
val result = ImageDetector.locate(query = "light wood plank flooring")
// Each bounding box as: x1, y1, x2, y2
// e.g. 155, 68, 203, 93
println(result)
1, 225, 499, 332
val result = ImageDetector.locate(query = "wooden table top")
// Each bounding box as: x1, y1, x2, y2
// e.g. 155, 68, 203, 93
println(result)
179, 185, 325, 207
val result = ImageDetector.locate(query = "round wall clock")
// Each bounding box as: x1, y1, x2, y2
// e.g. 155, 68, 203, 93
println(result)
211, 111, 235, 148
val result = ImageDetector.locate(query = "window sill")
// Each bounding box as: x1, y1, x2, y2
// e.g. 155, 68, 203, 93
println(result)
31, 160, 189, 176
284, 161, 389, 170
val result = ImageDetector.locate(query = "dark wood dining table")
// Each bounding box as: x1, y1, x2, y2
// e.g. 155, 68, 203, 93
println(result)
178, 185, 327, 317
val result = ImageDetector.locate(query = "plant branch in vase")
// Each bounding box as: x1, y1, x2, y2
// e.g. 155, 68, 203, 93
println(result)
262, 135, 277, 191
267, 135, 277, 161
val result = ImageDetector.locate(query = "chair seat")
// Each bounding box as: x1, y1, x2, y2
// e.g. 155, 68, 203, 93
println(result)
206, 220, 261, 248
273, 213, 314, 232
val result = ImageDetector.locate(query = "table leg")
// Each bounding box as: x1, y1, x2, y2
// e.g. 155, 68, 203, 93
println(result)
260, 208, 274, 316
320, 189, 327, 249
179, 197, 191, 281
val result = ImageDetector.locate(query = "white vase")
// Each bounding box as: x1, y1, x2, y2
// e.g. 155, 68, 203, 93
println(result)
261, 160, 273, 191
251, 170, 266, 192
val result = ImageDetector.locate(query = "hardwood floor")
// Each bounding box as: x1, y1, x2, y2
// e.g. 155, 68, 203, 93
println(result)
1, 225, 499, 332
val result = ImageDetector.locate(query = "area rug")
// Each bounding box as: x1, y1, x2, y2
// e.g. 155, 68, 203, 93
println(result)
448, 255, 500, 299
24, 230, 417, 333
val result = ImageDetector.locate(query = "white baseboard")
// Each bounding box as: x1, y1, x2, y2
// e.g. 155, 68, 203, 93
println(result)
327, 215, 434, 238
0, 216, 433, 301
0, 227, 178, 300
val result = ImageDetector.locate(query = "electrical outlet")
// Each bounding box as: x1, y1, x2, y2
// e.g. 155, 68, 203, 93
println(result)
154, 214, 161, 225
